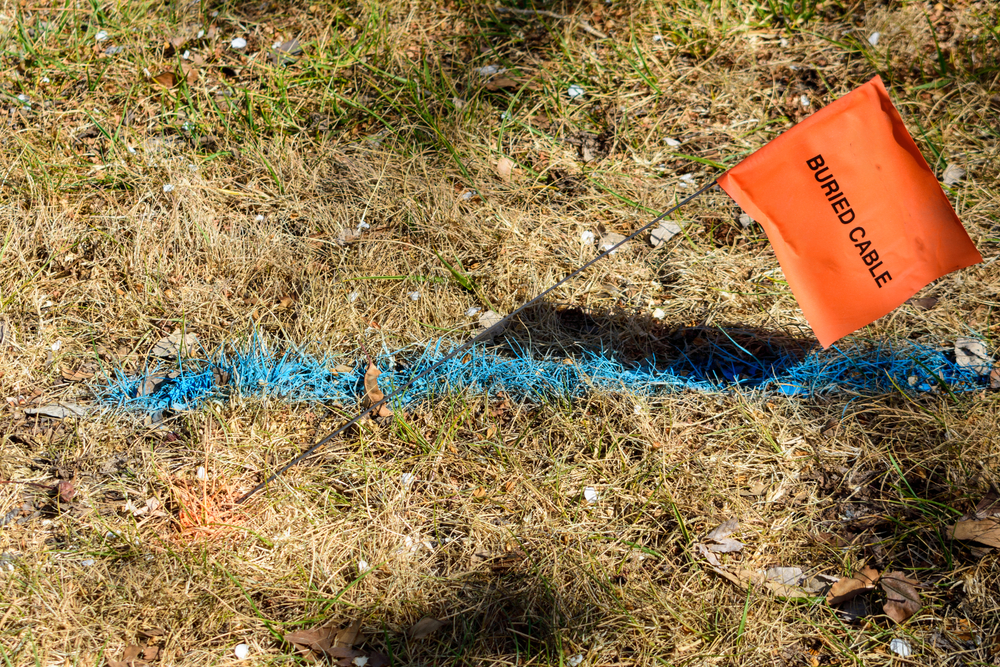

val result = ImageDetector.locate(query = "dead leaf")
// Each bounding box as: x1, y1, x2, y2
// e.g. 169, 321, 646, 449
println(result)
881, 571, 921, 623
151, 331, 198, 359
484, 76, 518, 91
285, 626, 362, 661
122, 646, 142, 662
709, 565, 813, 600
650, 221, 682, 248
57, 480, 76, 503
826, 566, 880, 605
151, 71, 177, 88
61, 367, 94, 382
141, 646, 159, 661
955, 337, 992, 376
598, 232, 628, 254
137, 629, 165, 639
363, 362, 393, 417
365, 651, 390, 667
407, 616, 443, 640
991, 368, 1000, 390
695, 543, 721, 567
332, 364, 354, 374
278, 295, 294, 308
706, 538, 744, 553
907, 297, 938, 310
335, 620, 362, 647
181, 62, 198, 84
24, 403, 88, 419
942, 163, 966, 186
948, 518, 1000, 547
705, 518, 738, 542
496, 157, 514, 182
764, 567, 804, 586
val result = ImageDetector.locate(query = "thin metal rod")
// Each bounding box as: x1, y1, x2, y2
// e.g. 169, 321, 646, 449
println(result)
236, 179, 718, 504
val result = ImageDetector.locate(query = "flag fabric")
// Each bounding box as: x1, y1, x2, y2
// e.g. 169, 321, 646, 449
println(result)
717, 75, 981, 348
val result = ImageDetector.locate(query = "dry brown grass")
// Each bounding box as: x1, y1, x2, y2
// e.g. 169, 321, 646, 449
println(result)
2, 0, 1000, 665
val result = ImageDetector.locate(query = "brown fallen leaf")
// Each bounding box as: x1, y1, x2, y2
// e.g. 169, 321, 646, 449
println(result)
706, 538, 744, 553
407, 616, 443, 640
332, 364, 354, 374
705, 518, 738, 542
496, 157, 514, 183
948, 518, 1000, 548
363, 362, 393, 417
57, 479, 77, 503
881, 571, 921, 624
181, 62, 198, 84
826, 566, 880, 605
137, 628, 165, 640
61, 367, 94, 382
334, 619, 362, 648
151, 71, 177, 88
141, 645, 159, 661
484, 76, 519, 91
709, 566, 813, 600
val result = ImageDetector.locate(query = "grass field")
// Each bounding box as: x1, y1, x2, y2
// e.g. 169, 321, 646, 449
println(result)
2, 0, 1000, 665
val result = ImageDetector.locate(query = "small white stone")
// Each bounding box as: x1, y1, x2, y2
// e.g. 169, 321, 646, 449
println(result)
633, 403, 642, 415
358, 559, 371, 573
81, 559, 95, 567
567, 655, 584, 667
889, 638, 911, 658
234, 643, 249, 660
162, 184, 175, 193
460, 190, 477, 200
476, 65, 502, 76
211, 10, 219, 17
231, 37, 247, 49
197, 29, 205, 39
465, 307, 481, 317
500, 110, 511, 120
567, 84, 585, 99
401, 473, 416, 487
583, 487, 598, 504
188, 164, 197, 171
357, 221, 370, 229
652, 34, 663, 43
182, 50, 190, 60
127, 145, 136, 154
95, 30, 108, 42
800, 95, 811, 108
348, 291, 359, 302
42, 76, 50, 83
51, 340, 62, 352
17, 94, 28, 102
580, 230, 595, 244
255, 214, 265, 222
352, 658, 368, 667
738, 213, 754, 228
868, 32, 880, 46
408, 291, 420, 301
196, 466, 207, 481
652, 308, 666, 320
780, 38, 789, 47
665, 137, 680, 147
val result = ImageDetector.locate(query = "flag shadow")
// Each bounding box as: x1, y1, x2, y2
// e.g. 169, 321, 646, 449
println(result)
497, 301, 819, 390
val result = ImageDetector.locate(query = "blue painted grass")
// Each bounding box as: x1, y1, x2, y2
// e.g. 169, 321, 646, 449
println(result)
94, 333, 986, 414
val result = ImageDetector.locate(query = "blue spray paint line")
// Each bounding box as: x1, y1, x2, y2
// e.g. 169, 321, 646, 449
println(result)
93, 334, 987, 414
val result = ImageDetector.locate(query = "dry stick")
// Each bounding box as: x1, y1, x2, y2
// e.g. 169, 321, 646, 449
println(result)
236, 179, 719, 505
494, 6, 609, 40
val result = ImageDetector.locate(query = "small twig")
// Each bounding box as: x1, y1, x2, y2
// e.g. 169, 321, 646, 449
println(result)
495, 6, 609, 40
0, 480, 51, 490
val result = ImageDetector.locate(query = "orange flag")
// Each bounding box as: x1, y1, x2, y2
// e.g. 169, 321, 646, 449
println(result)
717, 76, 981, 347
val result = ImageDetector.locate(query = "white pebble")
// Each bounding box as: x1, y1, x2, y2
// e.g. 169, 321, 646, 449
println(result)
780, 38, 789, 48
652, 308, 666, 320
41, 77, 50, 83
197, 29, 205, 39
234, 643, 249, 660
868, 32, 880, 46
81, 559, 95, 567
352, 657, 369, 667
95, 30, 108, 42
580, 230, 595, 244
583, 487, 598, 504
182, 50, 190, 60
460, 190, 477, 200
633, 403, 643, 415
231, 37, 247, 49
476, 65, 502, 76
401, 473, 416, 487
17, 94, 28, 102
255, 214, 265, 222
162, 184, 175, 193
196, 466, 207, 481
889, 638, 911, 657
348, 291, 359, 303
51, 340, 62, 352
465, 307, 481, 317
127, 145, 136, 154
358, 559, 371, 573
665, 137, 680, 147
800, 95, 811, 108
567, 84, 585, 99
567, 656, 584, 667
188, 164, 197, 171
652, 35, 663, 43
408, 291, 420, 301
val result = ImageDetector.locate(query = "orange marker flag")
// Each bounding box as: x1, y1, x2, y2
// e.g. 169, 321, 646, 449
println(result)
717, 76, 981, 347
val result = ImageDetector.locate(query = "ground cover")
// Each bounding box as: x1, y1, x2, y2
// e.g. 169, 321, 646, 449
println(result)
1, 0, 999, 664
